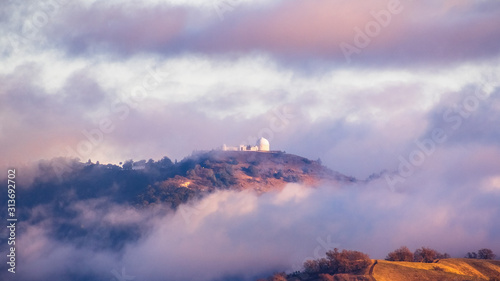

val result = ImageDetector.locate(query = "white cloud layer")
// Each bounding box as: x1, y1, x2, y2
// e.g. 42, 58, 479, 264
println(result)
7, 175, 500, 281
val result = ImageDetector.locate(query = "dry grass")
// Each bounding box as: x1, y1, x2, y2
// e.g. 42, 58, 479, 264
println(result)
371, 258, 500, 281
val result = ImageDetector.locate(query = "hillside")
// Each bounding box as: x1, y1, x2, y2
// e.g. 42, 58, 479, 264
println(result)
3, 151, 354, 253
14, 150, 354, 217
272, 259, 500, 281
372, 258, 500, 281
139, 150, 355, 207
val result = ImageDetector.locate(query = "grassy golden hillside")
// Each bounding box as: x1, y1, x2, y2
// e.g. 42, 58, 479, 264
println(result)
372, 258, 500, 281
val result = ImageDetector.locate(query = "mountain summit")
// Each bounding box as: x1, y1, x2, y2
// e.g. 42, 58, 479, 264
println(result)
22, 150, 355, 212
139, 150, 355, 207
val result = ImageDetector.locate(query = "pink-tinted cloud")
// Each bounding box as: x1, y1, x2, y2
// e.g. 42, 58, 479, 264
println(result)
48, 3, 190, 55
39, 0, 500, 65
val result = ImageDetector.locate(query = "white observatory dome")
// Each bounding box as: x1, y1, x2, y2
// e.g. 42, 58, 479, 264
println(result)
256, 137, 270, 151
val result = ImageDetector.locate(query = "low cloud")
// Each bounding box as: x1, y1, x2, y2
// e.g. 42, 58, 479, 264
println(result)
4, 165, 500, 281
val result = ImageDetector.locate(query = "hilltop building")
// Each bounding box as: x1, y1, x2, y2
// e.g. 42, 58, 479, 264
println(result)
222, 137, 270, 152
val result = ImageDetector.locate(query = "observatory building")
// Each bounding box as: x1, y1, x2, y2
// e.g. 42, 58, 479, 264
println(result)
222, 137, 270, 152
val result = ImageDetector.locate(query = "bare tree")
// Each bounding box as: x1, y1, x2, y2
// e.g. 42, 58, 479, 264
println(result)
437, 252, 451, 259
303, 259, 320, 274
318, 258, 330, 273
386, 246, 414, 262
414, 247, 438, 263
477, 248, 496, 260
466, 252, 478, 259
326, 248, 371, 274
